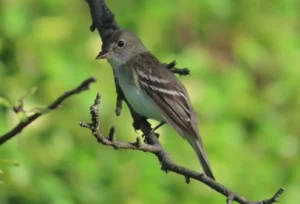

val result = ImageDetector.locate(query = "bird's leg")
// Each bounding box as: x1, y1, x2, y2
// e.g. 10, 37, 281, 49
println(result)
143, 122, 166, 138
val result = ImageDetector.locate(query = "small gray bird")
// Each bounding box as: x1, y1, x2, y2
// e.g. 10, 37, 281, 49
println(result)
96, 29, 215, 180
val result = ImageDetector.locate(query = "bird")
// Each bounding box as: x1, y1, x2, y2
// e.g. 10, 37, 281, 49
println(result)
96, 29, 215, 180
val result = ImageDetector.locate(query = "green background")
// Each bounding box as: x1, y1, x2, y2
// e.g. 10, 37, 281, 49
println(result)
1, 0, 299, 203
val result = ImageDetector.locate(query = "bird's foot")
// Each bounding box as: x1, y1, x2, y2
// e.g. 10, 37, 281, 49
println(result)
143, 128, 156, 138
142, 122, 165, 138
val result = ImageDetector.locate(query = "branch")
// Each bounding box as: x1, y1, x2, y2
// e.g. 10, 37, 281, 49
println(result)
164, 60, 190, 76
80, 93, 284, 204
0, 77, 96, 145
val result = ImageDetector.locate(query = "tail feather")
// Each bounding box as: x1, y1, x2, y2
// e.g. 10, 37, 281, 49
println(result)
194, 140, 215, 180
186, 135, 215, 180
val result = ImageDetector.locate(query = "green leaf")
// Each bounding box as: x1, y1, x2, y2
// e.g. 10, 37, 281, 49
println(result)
17, 111, 28, 123
22, 87, 38, 99
0, 97, 11, 108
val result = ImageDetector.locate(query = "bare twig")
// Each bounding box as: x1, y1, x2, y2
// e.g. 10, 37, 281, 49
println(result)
165, 60, 190, 76
227, 194, 235, 204
80, 93, 161, 152
258, 188, 285, 204
0, 77, 96, 145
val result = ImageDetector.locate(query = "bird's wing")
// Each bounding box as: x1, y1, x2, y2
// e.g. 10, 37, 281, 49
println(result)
130, 52, 199, 139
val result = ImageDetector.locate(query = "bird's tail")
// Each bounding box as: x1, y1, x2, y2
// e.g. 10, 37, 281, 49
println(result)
186, 134, 215, 180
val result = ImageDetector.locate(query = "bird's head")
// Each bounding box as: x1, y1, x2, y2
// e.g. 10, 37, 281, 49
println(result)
96, 29, 147, 64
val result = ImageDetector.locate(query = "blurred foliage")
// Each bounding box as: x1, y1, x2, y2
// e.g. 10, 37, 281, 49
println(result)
0, 0, 300, 203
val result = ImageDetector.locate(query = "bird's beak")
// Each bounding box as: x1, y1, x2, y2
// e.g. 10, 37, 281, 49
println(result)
96, 51, 113, 60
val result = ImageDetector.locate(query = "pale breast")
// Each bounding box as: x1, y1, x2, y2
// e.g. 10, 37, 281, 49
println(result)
113, 65, 164, 122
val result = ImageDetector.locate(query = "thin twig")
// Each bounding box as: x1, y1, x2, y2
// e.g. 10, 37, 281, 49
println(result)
165, 60, 190, 76
0, 77, 96, 145
79, 93, 161, 153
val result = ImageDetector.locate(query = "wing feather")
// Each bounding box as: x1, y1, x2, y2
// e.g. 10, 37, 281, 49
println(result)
129, 52, 198, 138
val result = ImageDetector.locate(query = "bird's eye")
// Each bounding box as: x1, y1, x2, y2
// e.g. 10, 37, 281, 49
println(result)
117, 40, 125, 47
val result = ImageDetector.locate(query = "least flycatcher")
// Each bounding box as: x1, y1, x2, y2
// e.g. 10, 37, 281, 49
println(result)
96, 29, 215, 180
